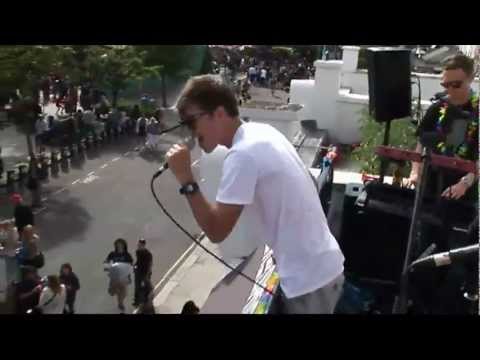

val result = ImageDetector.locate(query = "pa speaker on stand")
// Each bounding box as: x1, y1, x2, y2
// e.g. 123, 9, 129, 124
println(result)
367, 47, 412, 182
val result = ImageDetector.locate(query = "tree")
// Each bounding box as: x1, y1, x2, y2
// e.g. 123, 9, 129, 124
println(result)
137, 45, 210, 107
67, 46, 161, 108
0, 46, 66, 204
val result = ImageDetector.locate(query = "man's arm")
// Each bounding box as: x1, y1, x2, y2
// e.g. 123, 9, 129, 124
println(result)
183, 187, 243, 243
411, 141, 423, 176
166, 145, 254, 244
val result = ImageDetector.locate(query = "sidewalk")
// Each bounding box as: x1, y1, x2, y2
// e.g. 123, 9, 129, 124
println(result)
153, 237, 243, 314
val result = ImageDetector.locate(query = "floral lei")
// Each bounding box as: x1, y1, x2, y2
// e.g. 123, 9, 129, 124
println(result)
436, 91, 479, 159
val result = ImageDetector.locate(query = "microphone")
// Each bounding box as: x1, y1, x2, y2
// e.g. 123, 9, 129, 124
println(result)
153, 136, 196, 179
409, 244, 479, 270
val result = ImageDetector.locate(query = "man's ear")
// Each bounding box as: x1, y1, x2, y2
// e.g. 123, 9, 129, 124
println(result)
213, 106, 227, 119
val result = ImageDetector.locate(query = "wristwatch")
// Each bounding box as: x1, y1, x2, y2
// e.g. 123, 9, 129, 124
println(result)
461, 174, 475, 188
179, 182, 199, 196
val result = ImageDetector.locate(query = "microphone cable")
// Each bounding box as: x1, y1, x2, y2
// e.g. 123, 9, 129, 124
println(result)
150, 168, 274, 296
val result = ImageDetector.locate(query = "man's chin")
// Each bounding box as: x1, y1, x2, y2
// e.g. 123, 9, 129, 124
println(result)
201, 144, 218, 154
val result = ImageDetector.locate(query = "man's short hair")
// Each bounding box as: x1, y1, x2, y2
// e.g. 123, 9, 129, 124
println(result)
177, 75, 239, 119
443, 53, 475, 77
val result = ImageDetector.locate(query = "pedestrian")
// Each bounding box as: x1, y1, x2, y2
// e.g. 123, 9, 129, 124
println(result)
0, 220, 21, 283
133, 238, 153, 307
133, 114, 148, 152
35, 115, 50, 151
136, 278, 155, 314
145, 117, 163, 151
18, 225, 44, 269
36, 275, 67, 314
59, 263, 80, 314
11, 193, 34, 235
248, 65, 256, 84
14, 265, 42, 314
137, 115, 148, 137
181, 300, 200, 314
104, 238, 134, 313
260, 67, 267, 87
168, 76, 345, 314
129, 104, 141, 134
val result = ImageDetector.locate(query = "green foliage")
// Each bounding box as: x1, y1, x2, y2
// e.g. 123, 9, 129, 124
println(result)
137, 45, 208, 78
357, 48, 369, 69
352, 107, 418, 175
271, 46, 295, 58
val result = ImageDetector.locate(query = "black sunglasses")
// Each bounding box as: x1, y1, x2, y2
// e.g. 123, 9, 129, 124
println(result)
180, 112, 210, 130
440, 80, 463, 89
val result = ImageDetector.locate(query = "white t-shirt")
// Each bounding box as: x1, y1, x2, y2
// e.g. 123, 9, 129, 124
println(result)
216, 122, 344, 298
39, 285, 67, 314
248, 67, 256, 75
108, 262, 133, 285
260, 69, 267, 79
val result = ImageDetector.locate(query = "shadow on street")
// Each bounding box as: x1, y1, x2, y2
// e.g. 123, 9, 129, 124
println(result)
34, 193, 93, 252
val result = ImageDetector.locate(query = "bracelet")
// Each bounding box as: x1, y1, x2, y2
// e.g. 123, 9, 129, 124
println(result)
461, 173, 475, 188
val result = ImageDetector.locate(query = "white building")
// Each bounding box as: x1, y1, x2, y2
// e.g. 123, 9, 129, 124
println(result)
287, 46, 480, 145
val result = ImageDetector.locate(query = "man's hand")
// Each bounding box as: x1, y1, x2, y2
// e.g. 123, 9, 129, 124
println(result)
165, 144, 194, 185
404, 172, 419, 189
441, 180, 468, 200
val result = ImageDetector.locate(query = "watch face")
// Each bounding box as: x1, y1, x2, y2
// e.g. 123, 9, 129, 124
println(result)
187, 184, 194, 192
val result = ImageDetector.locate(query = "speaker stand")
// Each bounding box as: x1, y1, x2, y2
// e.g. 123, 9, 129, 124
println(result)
392, 145, 432, 314
378, 119, 391, 183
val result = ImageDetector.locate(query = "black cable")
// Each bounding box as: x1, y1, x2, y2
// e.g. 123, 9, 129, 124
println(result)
150, 170, 274, 295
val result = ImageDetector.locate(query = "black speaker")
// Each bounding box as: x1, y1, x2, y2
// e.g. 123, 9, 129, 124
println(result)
338, 183, 410, 283
368, 48, 412, 122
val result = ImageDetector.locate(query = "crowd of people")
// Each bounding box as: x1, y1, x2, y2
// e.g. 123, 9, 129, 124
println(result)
30, 91, 168, 162
0, 193, 80, 314
0, 193, 159, 314
216, 54, 315, 107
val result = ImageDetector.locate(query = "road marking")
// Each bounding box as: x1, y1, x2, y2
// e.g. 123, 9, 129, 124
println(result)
123, 152, 130, 156
100, 164, 108, 169
33, 206, 47, 215
52, 188, 67, 195
71, 179, 80, 185
82, 174, 99, 184
111, 157, 120, 162
87, 171, 95, 177
41, 197, 48, 202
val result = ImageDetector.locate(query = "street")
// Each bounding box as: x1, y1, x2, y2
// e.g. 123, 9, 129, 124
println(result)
33, 132, 202, 314
1, 92, 208, 313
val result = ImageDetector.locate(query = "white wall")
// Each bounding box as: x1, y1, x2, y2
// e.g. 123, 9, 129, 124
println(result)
336, 93, 434, 144
340, 70, 369, 94
239, 108, 301, 141
289, 46, 480, 145
341, 70, 480, 101
289, 80, 316, 120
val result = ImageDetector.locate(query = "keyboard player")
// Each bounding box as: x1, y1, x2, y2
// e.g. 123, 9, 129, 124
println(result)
406, 54, 478, 203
